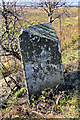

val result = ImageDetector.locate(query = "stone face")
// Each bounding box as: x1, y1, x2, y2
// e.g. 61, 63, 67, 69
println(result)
19, 23, 64, 96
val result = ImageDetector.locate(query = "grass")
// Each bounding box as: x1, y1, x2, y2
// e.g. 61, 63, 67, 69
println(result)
30, 87, 79, 118
7, 87, 27, 106
62, 48, 78, 64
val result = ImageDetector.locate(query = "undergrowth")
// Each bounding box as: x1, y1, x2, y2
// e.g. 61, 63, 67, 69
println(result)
30, 86, 79, 118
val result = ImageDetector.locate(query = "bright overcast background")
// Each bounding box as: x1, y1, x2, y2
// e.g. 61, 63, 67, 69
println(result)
0, 0, 80, 2
0, 0, 80, 5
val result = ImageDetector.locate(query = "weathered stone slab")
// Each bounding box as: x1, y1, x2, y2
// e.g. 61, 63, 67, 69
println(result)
19, 23, 64, 96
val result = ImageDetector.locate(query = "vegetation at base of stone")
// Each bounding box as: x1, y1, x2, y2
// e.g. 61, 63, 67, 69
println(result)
15, 87, 26, 98
7, 87, 27, 106
30, 86, 79, 118
2, 85, 79, 119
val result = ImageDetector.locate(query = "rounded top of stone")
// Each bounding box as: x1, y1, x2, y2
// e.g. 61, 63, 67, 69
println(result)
22, 23, 59, 43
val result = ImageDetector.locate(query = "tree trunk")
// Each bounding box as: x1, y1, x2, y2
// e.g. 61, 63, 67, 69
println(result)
49, 15, 53, 23
59, 17, 62, 42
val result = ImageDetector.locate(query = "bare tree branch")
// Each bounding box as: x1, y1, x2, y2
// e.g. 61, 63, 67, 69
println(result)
39, 0, 68, 23
1, 44, 21, 60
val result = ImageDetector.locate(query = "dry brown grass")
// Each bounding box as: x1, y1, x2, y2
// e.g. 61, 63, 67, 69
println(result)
19, 6, 78, 45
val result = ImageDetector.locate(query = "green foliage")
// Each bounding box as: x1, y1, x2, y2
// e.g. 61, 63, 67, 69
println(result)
7, 87, 26, 106
41, 88, 53, 99
15, 88, 26, 98
65, 18, 70, 20
58, 90, 79, 117
72, 36, 76, 44
14, 115, 20, 118
65, 22, 72, 26
40, 95, 45, 100
70, 36, 76, 47
12, 96, 16, 101
30, 86, 79, 118
63, 43, 68, 50
30, 88, 54, 106
30, 94, 36, 106
31, 94, 36, 101
13, 87, 17, 92
8, 90, 11, 94
61, 42, 68, 52
8, 99, 12, 104
42, 90, 47, 97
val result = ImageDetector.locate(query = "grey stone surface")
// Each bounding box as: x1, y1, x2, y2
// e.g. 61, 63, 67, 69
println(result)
19, 23, 64, 96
